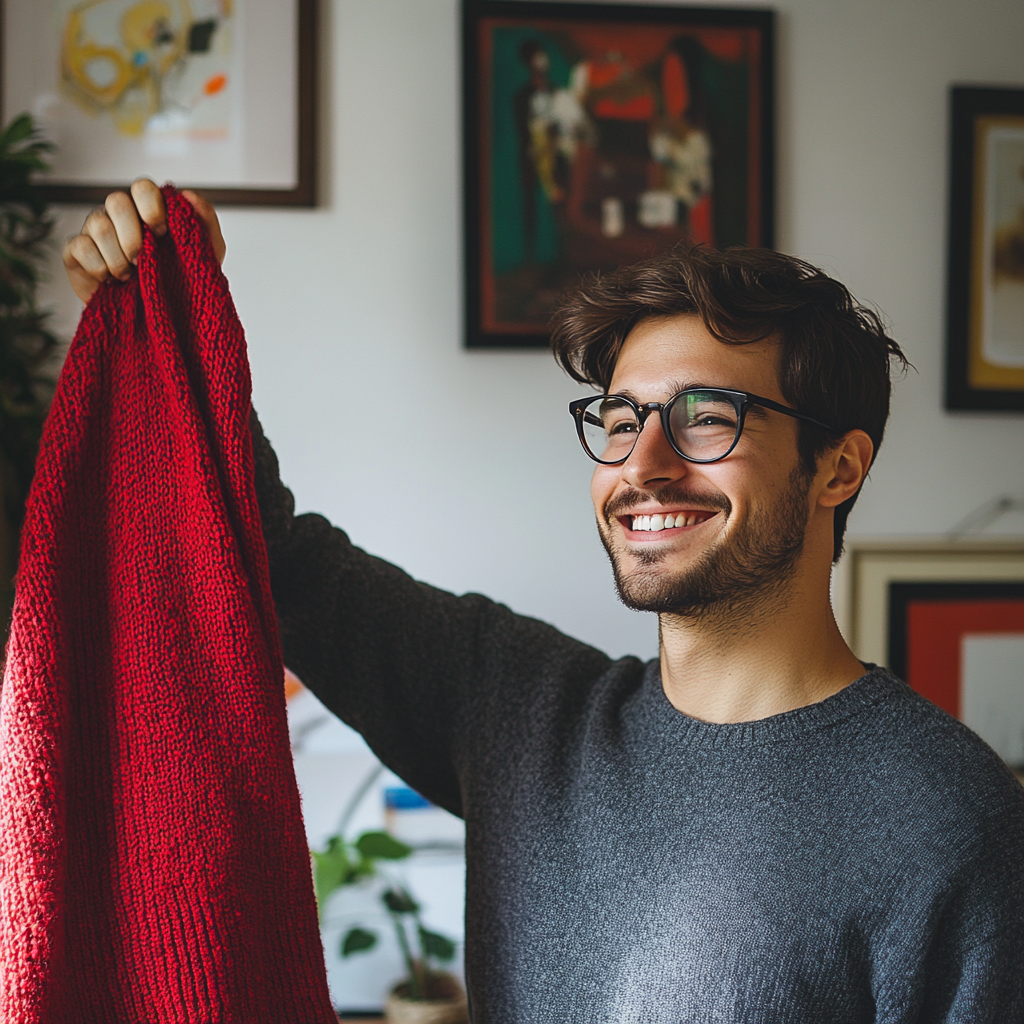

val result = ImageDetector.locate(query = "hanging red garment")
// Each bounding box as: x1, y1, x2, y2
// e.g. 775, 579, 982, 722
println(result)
0, 188, 336, 1023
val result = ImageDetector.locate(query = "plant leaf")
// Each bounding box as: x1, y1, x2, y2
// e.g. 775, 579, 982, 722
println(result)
382, 887, 419, 915
419, 927, 456, 963
351, 853, 377, 881
341, 926, 378, 958
1, 115, 35, 149
311, 835, 352, 915
355, 830, 412, 861
0, 112, 58, 521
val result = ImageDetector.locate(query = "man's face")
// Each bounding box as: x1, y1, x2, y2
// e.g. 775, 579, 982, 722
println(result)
591, 314, 816, 620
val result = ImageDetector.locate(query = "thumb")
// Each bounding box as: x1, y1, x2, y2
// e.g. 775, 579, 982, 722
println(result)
180, 189, 227, 265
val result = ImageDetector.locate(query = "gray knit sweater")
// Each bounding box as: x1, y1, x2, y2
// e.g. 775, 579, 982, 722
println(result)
252, 417, 1024, 1023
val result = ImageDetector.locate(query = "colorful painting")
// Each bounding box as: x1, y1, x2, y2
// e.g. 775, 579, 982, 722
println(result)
462, 1, 774, 347
1, 0, 316, 205
58, 0, 233, 139
946, 87, 1024, 409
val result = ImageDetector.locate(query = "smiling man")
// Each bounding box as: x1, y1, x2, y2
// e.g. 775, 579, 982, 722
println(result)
64, 182, 1024, 1023
557, 258, 882, 728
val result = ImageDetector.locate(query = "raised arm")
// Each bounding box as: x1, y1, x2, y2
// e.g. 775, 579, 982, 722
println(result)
248, 412, 611, 815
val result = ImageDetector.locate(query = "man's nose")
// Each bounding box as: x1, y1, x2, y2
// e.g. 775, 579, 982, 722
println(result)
620, 413, 690, 490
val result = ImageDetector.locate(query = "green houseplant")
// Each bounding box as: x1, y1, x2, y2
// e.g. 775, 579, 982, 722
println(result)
0, 114, 59, 629
313, 826, 465, 1023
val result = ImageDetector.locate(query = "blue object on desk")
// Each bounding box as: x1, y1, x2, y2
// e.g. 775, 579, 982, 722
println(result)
384, 786, 431, 811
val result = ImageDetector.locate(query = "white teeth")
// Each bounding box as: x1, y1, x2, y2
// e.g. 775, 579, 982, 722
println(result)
630, 512, 715, 532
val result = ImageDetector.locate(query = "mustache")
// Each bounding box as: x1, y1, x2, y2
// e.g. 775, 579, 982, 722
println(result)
603, 485, 732, 521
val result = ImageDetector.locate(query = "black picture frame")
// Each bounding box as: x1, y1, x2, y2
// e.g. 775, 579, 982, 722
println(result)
462, 0, 774, 348
0, 0, 317, 207
945, 86, 1024, 411
887, 580, 1024, 680
885, 578, 1024, 775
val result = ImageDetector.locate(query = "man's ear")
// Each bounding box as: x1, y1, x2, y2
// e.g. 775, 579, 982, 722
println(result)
815, 430, 874, 509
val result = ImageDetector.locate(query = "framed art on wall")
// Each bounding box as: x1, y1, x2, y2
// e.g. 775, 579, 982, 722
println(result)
946, 86, 1024, 410
462, 0, 774, 348
0, 0, 316, 206
839, 540, 1024, 776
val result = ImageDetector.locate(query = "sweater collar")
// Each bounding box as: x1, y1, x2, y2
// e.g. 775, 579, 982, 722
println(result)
640, 661, 909, 749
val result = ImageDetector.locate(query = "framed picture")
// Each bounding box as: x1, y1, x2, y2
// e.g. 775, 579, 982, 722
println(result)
837, 540, 1024, 776
945, 87, 1024, 410
0, 0, 316, 206
462, 0, 774, 348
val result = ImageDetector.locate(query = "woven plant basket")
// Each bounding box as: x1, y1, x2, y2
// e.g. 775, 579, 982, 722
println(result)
383, 973, 468, 1024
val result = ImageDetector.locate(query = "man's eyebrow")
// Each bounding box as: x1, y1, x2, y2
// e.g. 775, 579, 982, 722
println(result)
664, 378, 705, 394
614, 380, 707, 401
612, 388, 646, 403
615, 382, 774, 422
615, 380, 753, 401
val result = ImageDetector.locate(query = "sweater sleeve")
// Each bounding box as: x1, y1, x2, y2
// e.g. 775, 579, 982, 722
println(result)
248, 411, 610, 817
917, 818, 1024, 1023
928, 935, 1024, 1023
876, 771, 1024, 1024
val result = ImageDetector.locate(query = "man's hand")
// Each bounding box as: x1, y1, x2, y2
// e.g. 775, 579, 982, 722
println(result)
62, 178, 226, 304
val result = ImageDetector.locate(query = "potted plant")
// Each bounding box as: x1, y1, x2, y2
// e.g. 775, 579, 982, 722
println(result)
314, 827, 467, 1024
0, 113, 59, 634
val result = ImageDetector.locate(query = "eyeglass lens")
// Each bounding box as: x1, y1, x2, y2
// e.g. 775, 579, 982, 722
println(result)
580, 391, 742, 463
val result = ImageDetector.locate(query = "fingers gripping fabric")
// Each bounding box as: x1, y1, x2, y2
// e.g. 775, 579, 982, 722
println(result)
0, 188, 336, 1023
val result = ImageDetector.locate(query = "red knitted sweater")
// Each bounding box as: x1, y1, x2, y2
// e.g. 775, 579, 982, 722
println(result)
0, 189, 336, 1023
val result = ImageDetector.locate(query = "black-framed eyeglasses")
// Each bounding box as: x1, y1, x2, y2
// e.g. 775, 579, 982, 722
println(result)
569, 388, 837, 465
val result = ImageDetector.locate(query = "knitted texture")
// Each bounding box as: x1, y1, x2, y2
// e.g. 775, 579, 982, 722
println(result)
0, 188, 336, 1023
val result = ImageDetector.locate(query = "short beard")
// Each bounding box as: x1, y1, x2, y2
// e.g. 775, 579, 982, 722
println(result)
598, 466, 813, 622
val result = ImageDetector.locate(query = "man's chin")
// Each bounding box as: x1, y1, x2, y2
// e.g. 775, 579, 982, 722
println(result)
611, 559, 721, 616
603, 538, 723, 616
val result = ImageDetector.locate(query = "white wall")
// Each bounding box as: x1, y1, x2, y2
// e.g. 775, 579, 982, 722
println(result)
41, 0, 1024, 662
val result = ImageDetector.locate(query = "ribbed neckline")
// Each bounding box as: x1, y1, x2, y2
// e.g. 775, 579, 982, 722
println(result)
641, 661, 908, 750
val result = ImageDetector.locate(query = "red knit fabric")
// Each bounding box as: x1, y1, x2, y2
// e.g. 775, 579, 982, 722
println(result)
0, 188, 336, 1023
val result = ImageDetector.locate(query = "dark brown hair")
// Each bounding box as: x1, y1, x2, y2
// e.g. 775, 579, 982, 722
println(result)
550, 245, 909, 562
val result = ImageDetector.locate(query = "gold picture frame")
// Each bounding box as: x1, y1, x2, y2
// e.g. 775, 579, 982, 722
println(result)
945, 87, 1024, 410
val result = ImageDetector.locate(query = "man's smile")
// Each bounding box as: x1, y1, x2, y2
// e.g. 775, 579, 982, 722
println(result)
619, 509, 721, 538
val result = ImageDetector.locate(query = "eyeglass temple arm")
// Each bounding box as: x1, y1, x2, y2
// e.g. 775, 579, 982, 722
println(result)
749, 394, 837, 434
